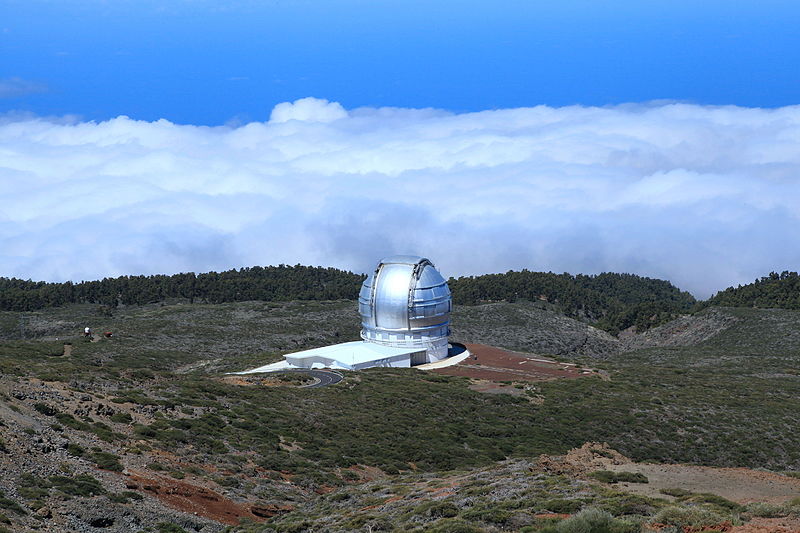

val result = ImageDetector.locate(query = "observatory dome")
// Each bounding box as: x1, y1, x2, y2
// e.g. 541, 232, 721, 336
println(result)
358, 255, 451, 363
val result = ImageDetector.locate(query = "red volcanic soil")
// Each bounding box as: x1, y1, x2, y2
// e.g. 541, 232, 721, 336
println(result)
126, 472, 291, 525
432, 343, 593, 382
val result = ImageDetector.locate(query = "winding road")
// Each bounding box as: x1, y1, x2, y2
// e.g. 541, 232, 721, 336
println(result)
295, 369, 343, 388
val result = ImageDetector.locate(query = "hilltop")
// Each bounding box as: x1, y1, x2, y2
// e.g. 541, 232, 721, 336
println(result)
705, 271, 800, 310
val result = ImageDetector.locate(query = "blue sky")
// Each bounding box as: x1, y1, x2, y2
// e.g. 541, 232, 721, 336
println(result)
3, 0, 800, 124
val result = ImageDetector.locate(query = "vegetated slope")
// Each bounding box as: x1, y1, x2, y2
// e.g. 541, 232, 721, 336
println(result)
451, 301, 619, 358
449, 271, 696, 334
0, 302, 799, 532
541, 306, 800, 469
619, 307, 740, 352
705, 271, 800, 310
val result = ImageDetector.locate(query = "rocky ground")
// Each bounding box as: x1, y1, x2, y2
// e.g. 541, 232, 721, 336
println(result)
0, 378, 223, 532
259, 443, 800, 532
619, 307, 741, 351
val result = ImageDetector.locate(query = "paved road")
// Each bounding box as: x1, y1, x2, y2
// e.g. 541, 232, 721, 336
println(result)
295, 369, 343, 388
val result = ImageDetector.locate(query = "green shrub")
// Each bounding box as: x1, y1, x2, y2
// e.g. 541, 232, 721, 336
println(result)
274, 519, 313, 533
107, 493, 129, 504
0, 491, 25, 515
590, 471, 618, 483
685, 493, 741, 511
89, 422, 122, 442
55, 412, 90, 430
17, 474, 50, 500
110, 391, 158, 405
653, 506, 726, 527
92, 451, 123, 472
216, 476, 240, 488
543, 499, 583, 514
596, 491, 659, 516
589, 470, 648, 484
659, 487, 693, 498
156, 523, 189, 533
745, 502, 789, 518
48, 474, 105, 497
420, 501, 459, 519
33, 403, 57, 416
538, 508, 637, 533
589, 448, 616, 459
340, 470, 359, 481
426, 518, 486, 533
110, 412, 132, 424
461, 505, 511, 525
134, 424, 157, 438
66, 443, 85, 457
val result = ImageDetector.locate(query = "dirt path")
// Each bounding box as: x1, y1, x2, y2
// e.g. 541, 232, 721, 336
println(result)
730, 516, 800, 532
608, 463, 800, 505
433, 343, 593, 382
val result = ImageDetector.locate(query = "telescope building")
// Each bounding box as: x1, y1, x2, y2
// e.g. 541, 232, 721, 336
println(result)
250, 255, 455, 371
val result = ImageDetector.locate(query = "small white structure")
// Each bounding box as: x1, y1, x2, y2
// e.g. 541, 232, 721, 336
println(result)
287, 341, 426, 370
245, 255, 455, 372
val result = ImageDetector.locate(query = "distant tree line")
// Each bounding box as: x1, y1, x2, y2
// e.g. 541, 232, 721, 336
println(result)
0, 266, 711, 335
703, 271, 800, 309
448, 271, 697, 334
0, 265, 366, 311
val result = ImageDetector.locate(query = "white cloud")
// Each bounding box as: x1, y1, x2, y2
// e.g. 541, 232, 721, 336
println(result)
2, 98, 800, 297
0, 77, 46, 98
269, 97, 348, 124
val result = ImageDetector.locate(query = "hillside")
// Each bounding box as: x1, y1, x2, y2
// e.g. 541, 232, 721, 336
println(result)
0, 266, 696, 335
0, 301, 799, 531
451, 301, 619, 358
449, 271, 697, 334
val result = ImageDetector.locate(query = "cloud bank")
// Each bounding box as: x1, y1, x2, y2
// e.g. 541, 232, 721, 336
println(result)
2, 97, 800, 297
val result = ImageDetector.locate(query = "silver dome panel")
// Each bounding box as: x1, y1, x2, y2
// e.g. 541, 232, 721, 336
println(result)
359, 255, 451, 362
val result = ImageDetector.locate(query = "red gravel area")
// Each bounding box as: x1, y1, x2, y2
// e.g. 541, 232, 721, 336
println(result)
432, 343, 590, 382
126, 472, 292, 525
730, 517, 800, 533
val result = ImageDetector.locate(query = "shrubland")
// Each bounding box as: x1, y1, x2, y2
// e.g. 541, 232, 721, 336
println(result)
0, 296, 798, 531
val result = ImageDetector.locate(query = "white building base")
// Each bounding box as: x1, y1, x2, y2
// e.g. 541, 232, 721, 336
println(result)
236, 342, 472, 374
235, 341, 428, 372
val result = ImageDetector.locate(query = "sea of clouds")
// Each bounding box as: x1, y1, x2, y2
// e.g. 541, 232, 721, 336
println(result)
2, 97, 800, 297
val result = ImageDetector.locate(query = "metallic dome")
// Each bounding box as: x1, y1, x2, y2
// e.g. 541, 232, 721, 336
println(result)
358, 255, 451, 362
